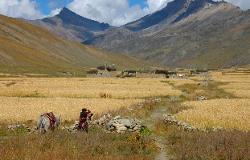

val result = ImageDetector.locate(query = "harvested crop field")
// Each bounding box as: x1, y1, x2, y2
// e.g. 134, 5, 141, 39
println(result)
212, 71, 250, 98
167, 70, 250, 132
0, 78, 181, 98
176, 99, 250, 131
0, 77, 180, 122
0, 97, 143, 122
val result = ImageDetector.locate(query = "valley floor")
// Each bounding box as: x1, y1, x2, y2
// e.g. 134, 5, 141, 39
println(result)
0, 69, 250, 159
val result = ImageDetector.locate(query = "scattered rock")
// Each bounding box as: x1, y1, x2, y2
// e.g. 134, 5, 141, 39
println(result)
106, 116, 143, 133
93, 113, 112, 126
62, 113, 144, 134
163, 114, 225, 132
62, 121, 79, 133
197, 96, 207, 101
211, 126, 224, 132
163, 114, 197, 132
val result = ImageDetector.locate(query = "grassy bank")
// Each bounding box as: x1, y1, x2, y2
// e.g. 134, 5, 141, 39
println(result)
0, 125, 156, 160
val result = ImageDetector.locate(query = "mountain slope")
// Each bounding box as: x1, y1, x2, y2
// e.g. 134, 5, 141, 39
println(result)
87, 0, 250, 68
0, 14, 146, 75
31, 8, 110, 42
125, 0, 218, 31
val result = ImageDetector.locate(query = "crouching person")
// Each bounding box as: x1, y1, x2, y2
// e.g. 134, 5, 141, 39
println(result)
37, 112, 61, 134
78, 108, 93, 132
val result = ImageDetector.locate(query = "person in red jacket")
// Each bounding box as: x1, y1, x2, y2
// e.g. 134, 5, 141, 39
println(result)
78, 108, 93, 132
46, 112, 56, 129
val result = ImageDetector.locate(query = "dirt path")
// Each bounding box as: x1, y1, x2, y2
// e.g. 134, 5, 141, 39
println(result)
144, 106, 170, 160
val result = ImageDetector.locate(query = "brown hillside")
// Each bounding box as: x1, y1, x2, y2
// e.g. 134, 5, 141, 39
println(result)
0, 15, 146, 75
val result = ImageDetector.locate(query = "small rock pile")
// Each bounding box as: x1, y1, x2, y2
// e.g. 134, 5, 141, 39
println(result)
163, 114, 197, 132
106, 116, 143, 133
163, 114, 224, 132
93, 113, 112, 126
197, 96, 207, 101
63, 114, 144, 134
62, 113, 144, 134
62, 121, 79, 133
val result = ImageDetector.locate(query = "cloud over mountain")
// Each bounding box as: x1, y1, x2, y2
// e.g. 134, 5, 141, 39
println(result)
65, 0, 250, 26
224, 0, 250, 10
0, 0, 171, 25
146, 0, 171, 12
0, 0, 249, 25
67, 0, 160, 26
0, 0, 43, 20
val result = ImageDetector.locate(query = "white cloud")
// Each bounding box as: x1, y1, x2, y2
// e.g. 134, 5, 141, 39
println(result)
67, 0, 172, 26
67, 0, 147, 26
67, 0, 250, 26
0, 0, 43, 20
0, 0, 169, 24
0, 0, 249, 25
145, 0, 171, 13
222, 0, 250, 10
145, 0, 250, 13
48, 8, 62, 17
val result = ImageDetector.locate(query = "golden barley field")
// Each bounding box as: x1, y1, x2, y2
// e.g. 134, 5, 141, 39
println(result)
0, 78, 181, 99
176, 99, 250, 131
0, 97, 143, 123
212, 71, 250, 98
0, 77, 181, 122
173, 70, 250, 132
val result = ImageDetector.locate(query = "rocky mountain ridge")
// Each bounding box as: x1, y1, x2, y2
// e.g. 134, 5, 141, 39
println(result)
87, 0, 250, 68
31, 8, 110, 42
27, 0, 250, 68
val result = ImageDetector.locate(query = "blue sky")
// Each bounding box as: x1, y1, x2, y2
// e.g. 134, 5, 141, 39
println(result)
0, 0, 249, 26
36, 0, 147, 15
36, 0, 73, 15
31, 0, 250, 16
19, 0, 168, 26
